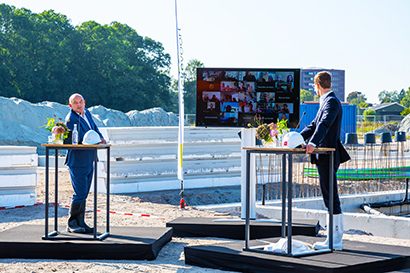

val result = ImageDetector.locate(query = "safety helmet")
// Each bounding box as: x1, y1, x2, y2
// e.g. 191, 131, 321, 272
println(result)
83, 130, 101, 145
282, 132, 305, 148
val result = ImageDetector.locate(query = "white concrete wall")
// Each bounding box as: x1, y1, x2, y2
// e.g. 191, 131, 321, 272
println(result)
254, 204, 410, 240
35, 127, 284, 195
0, 146, 38, 207
198, 191, 410, 239
92, 127, 243, 193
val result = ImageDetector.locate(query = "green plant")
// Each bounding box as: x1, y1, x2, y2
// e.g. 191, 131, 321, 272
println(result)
276, 118, 289, 135
362, 109, 376, 122
401, 107, 410, 117
253, 115, 288, 143
40, 116, 69, 139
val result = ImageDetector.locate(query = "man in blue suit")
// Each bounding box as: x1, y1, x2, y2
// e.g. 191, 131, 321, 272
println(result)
65, 93, 106, 233
300, 71, 350, 250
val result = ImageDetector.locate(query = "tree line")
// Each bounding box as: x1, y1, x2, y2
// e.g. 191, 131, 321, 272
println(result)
4, 3, 406, 117
0, 4, 179, 113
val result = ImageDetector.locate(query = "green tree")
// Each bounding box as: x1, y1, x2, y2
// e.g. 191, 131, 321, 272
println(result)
347, 91, 362, 103
400, 88, 410, 108
378, 90, 405, 104
359, 102, 369, 108
76, 21, 173, 112
398, 88, 406, 102
347, 91, 367, 110
300, 89, 314, 102
401, 107, 410, 117
0, 4, 175, 113
173, 59, 204, 114
363, 108, 376, 122
347, 91, 367, 105
0, 5, 78, 103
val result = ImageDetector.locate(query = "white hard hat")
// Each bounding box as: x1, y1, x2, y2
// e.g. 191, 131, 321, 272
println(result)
282, 132, 305, 148
83, 130, 101, 145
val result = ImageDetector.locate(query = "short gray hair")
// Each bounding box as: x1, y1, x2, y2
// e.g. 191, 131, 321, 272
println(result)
69, 93, 84, 104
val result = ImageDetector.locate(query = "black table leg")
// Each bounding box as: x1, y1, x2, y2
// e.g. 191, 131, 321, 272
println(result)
54, 149, 58, 233
244, 150, 251, 249
287, 153, 293, 255
104, 147, 110, 237
329, 151, 334, 251
44, 148, 49, 239
281, 154, 286, 238
94, 150, 98, 239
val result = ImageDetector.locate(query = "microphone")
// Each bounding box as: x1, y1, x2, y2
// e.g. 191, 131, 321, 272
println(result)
295, 111, 306, 130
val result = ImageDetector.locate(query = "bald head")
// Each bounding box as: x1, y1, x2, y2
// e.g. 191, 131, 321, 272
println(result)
69, 93, 86, 115
69, 93, 84, 104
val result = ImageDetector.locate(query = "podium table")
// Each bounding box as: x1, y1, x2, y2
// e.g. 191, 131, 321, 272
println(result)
41, 144, 111, 240
242, 147, 335, 256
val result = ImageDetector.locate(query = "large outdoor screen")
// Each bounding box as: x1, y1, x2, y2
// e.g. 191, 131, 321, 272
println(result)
196, 68, 301, 128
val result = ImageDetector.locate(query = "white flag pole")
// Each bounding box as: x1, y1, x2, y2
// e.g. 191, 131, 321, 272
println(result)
175, 0, 185, 208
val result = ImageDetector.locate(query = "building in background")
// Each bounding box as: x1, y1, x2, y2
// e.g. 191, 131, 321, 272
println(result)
301, 68, 345, 102
370, 102, 405, 117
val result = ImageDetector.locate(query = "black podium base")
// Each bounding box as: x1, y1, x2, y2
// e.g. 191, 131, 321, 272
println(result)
185, 235, 410, 272
167, 217, 319, 239
0, 225, 172, 260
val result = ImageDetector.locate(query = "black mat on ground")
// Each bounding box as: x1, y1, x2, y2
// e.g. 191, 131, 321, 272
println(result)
185, 235, 410, 273
167, 217, 319, 239
0, 225, 172, 260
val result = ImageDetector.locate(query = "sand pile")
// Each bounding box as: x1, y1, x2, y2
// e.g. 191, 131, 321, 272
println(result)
0, 96, 181, 148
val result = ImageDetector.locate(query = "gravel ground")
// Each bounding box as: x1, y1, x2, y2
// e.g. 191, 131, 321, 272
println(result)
0, 168, 409, 272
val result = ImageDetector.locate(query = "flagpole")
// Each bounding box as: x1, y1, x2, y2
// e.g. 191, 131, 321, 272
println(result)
175, 0, 185, 208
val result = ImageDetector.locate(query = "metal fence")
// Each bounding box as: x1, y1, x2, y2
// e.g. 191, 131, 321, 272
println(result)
356, 115, 403, 137
255, 139, 410, 204
182, 113, 409, 205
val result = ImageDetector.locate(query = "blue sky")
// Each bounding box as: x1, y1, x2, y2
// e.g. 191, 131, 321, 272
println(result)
4, 0, 410, 103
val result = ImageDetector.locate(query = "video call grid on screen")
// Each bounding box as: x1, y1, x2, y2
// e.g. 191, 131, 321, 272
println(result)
196, 68, 300, 128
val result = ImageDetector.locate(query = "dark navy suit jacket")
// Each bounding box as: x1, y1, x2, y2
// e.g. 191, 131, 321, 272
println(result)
300, 92, 350, 167
65, 109, 104, 167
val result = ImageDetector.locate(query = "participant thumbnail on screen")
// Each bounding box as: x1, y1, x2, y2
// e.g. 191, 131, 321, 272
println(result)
256, 92, 275, 113
202, 91, 221, 102
273, 103, 293, 114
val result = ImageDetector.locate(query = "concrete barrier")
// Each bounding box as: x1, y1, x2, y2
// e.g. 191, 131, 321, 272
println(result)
198, 191, 410, 239
0, 146, 38, 207
93, 127, 243, 193
35, 127, 280, 194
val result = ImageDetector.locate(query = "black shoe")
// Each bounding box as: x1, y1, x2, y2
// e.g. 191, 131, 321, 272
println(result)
77, 201, 94, 234
67, 202, 86, 233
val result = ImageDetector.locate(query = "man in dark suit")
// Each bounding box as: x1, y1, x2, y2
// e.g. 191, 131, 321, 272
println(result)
65, 93, 106, 233
300, 71, 350, 250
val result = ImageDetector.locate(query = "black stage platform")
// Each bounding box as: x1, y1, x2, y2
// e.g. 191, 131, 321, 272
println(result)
167, 217, 319, 239
0, 225, 172, 260
185, 235, 410, 272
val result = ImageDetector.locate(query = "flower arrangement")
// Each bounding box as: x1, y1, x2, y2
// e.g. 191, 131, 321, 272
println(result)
252, 114, 289, 145
40, 116, 69, 143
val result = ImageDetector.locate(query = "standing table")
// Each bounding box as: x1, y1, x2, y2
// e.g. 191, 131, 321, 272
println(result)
242, 147, 335, 257
41, 144, 111, 241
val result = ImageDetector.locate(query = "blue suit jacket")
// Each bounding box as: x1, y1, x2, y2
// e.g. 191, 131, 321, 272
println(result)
65, 109, 104, 167
300, 92, 350, 167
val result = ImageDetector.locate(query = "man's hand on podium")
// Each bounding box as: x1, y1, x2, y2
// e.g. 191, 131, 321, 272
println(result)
305, 143, 315, 154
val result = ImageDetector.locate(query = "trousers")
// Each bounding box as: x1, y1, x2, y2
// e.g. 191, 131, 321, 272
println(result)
316, 160, 342, 215
68, 165, 94, 204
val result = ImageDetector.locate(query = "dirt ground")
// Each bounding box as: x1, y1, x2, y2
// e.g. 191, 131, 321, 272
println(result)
0, 168, 409, 272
